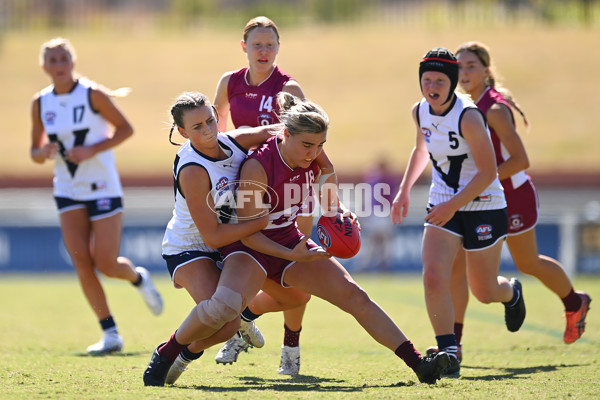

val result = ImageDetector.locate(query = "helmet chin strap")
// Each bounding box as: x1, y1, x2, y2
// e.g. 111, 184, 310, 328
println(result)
441, 92, 455, 106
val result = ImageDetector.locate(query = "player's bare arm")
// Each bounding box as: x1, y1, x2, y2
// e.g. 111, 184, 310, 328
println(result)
238, 159, 328, 262
30, 94, 58, 163
391, 104, 429, 224
213, 71, 233, 132
180, 164, 267, 249
487, 103, 529, 180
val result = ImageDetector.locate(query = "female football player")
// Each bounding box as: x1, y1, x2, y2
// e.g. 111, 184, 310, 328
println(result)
150, 91, 332, 385
431, 42, 591, 356
212, 16, 319, 375
30, 37, 163, 355
391, 47, 526, 378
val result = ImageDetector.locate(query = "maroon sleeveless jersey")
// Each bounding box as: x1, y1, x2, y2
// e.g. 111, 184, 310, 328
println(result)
476, 87, 529, 191
227, 66, 294, 128
245, 135, 319, 241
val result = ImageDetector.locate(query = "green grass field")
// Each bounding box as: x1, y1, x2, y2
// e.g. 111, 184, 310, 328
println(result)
2, 273, 598, 399
1, 23, 600, 182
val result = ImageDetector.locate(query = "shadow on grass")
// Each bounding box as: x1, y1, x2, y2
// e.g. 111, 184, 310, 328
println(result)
75, 351, 145, 357
174, 374, 422, 393
459, 363, 585, 381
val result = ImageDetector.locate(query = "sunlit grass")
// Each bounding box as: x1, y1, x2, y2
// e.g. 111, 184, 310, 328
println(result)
1, 274, 598, 399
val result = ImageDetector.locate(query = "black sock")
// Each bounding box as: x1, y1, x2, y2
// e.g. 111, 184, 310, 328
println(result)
241, 307, 261, 322
100, 315, 117, 331
503, 284, 520, 307
435, 334, 458, 356
132, 272, 143, 287
181, 347, 204, 362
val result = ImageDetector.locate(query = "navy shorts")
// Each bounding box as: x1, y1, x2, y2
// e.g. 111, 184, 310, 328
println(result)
427, 208, 508, 251
162, 251, 222, 288
54, 196, 123, 221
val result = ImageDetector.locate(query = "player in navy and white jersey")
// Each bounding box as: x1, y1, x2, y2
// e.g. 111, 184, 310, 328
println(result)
416, 91, 506, 212
161, 132, 250, 260
144, 93, 450, 387
156, 92, 277, 382
391, 48, 526, 378
434, 42, 591, 352
213, 16, 323, 374
30, 37, 163, 355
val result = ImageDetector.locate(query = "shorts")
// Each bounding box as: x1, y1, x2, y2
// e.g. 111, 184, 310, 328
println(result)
54, 196, 122, 221
219, 228, 320, 287
162, 251, 222, 289
426, 208, 508, 251
505, 178, 538, 236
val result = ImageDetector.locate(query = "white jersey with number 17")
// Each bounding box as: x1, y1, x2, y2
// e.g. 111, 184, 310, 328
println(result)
39, 78, 122, 200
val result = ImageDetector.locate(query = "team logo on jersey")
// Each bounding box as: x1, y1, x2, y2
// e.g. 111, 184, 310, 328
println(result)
257, 113, 274, 126
245, 92, 258, 99
45, 111, 57, 125
509, 214, 524, 232
421, 127, 431, 143
476, 224, 493, 240
216, 176, 229, 191
96, 198, 112, 211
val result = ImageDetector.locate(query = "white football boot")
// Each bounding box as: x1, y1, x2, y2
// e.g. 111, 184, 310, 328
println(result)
239, 320, 265, 348
215, 333, 249, 364
278, 345, 300, 375
165, 353, 190, 385
87, 332, 123, 355
135, 266, 164, 315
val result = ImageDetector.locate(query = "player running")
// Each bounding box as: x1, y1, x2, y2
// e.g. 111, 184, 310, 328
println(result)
425, 42, 591, 359
30, 37, 163, 355
391, 47, 526, 378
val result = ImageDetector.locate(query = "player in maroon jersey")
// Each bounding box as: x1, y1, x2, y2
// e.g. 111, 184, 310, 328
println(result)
213, 16, 318, 374
425, 42, 591, 360
214, 16, 305, 132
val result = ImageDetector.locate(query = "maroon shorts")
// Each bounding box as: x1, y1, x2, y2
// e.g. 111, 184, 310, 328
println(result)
219, 227, 320, 287
505, 178, 539, 235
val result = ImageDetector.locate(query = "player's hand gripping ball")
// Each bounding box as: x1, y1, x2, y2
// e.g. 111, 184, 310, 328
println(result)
316, 213, 361, 258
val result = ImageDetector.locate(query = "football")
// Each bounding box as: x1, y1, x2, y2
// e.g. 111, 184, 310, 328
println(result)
316, 213, 361, 258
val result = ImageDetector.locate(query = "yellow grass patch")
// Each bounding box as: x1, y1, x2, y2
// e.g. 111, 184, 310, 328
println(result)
1, 24, 599, 182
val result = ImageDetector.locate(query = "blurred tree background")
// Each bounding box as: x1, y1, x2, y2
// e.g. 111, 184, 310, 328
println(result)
1, 0, 599, 30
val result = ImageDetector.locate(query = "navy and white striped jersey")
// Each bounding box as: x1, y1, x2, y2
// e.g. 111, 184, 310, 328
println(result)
162, 133, 248, 255
417, 92, 506, 211
39, 78, 122, 200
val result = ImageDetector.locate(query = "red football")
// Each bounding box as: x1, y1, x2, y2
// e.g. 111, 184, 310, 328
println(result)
316, 213, 361, 259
